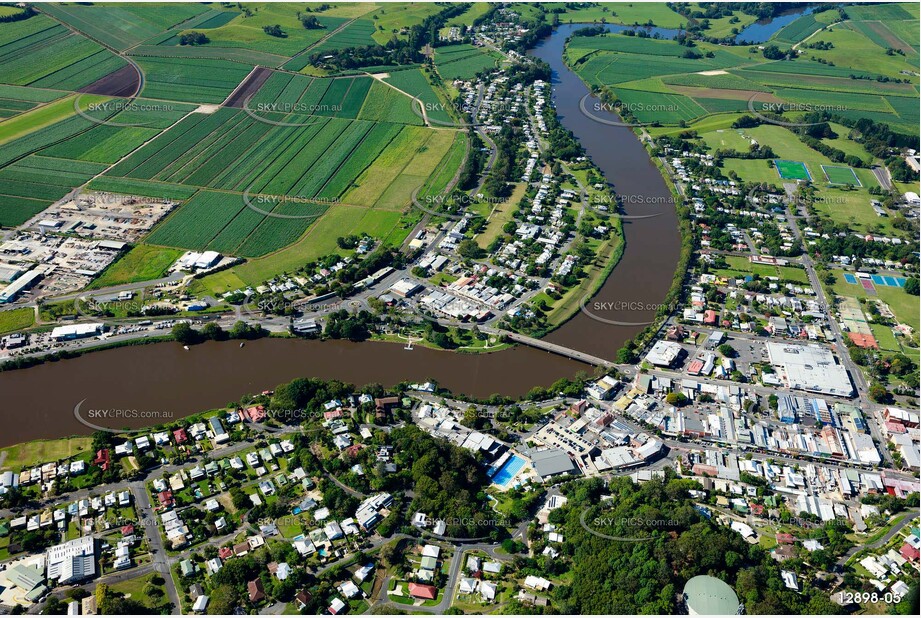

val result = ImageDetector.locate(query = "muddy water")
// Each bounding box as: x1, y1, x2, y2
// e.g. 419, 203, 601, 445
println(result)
0, 338, 592, 445
530, 24, 682, 357
0, 25, 682, 446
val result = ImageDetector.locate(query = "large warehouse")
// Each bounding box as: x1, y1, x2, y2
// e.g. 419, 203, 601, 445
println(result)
765, 342, 855, 398
683, 575, 741, 615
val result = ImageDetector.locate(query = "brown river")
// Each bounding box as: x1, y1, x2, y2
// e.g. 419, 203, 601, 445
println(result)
0, 24, 681, 446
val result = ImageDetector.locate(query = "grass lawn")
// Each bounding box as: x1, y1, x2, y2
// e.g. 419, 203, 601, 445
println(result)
722, 157, 786, 185
0, 437, 93, 470
0, 306, 34, 334
869, 322, 902, 352
700, 128, 754, 152
88, 244, 184, 289
813, 188, 903, 238
722, 256, 810, 283
107, 571, 160, 600
475, 182, 525, 249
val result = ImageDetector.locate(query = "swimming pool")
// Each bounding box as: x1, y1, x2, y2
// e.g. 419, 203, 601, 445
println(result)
491, 455, 526, 487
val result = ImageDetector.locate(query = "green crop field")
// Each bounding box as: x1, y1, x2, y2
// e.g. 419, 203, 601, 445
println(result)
144, 189, 318, 258
357, 81, 424, 125
434, 44, 502, 81
135, 57, 252, 104
383, 68, 453, 125
42, 3, 209, 51
565, 10, 921, 133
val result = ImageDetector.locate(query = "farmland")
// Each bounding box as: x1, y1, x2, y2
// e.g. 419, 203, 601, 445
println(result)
434, 44, 502, 81
41, 3, 210, 51
0, 84, 68, 121
383, 68, 454, 125
134, 57, 253, 104
565, 4, 920, 134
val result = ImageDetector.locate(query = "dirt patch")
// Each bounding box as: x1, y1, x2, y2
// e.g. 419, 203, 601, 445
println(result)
670, 85, 785, 102
864, 21, 914, 55
224, 66, 273, 108
78, 64, 140, 98
696, 70, 729, 76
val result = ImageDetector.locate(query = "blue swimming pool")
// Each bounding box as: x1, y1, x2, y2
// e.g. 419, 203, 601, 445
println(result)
491, 455, 526, 487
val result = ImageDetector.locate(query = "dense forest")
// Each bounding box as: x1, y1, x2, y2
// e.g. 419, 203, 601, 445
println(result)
389, 425, 497, 538
546, 475, 841, 614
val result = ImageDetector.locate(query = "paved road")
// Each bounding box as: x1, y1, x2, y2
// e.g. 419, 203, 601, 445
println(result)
836, 512, 913, 567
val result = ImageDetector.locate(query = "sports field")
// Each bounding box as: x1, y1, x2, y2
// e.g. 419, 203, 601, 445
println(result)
821, 165, 861, 186
774, 159, 811, 181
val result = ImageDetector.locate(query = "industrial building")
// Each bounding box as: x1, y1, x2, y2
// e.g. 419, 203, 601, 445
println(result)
765, 342, 854, 398
49, 323, 104, 342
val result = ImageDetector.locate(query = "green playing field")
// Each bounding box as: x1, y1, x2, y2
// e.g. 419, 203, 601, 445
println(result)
774, 159, 811, 180
821, 164, 862, 186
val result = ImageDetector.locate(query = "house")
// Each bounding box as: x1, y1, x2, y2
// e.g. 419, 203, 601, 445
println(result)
421, 544, 440, 558
295, 590, 312, 610
478, 581, 497, 601
900, 543, 920, 562
460, 577, 478, 593
339, 580, 360, 598
483, 561, 502, 574
524, 575, 552, 591
247, 578, 266, 603
408, 583, 437, 600
412, 512, 429, 528
328, 598, 347, 615
192, 595, 209, 613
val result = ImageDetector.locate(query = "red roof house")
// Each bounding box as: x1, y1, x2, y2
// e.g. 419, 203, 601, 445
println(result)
93, 449, 110, 470
247, 578, 266, 603
244, 405, 267, 422
157, 490, 174, 508
899, 543, 920, 562
703, 310, 718, 325
408, 583, 437, 600
218, 546, 233, 560
173, 428, 188, 444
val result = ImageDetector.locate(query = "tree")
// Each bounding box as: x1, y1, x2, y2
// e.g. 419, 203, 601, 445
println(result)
718, 343, 736, 358
171, 322, 199, 345
263, 24, 285, 37
904, 277, 919, 296
178, 31, 208, 45
301, 15, 323, 29
868, 382, 890, 403
201, 322, 226, 341
456, 239, 485, 260
665, 392, 688, 406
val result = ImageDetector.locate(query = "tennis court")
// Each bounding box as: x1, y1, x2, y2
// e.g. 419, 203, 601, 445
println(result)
821, 165, 861, 186
774, 159, 811, 181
